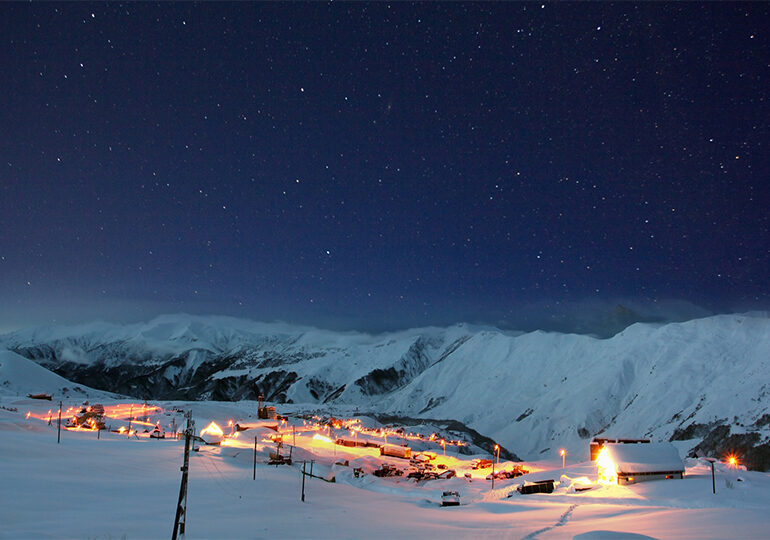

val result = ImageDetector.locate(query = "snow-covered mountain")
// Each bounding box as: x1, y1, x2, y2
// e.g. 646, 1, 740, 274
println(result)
0, 349, 121, 401
2, 313, 769, 469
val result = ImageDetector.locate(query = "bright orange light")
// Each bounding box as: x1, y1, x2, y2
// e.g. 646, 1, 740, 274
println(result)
560, 449, 565, 456
596, 447, 617, 485
727, 455, 738, 467
494, 444, 499, 451
101, 403, 160, 421
200, 421, 224, 438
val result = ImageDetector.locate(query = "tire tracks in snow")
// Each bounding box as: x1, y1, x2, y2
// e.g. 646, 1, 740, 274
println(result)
520, 503, 579, 540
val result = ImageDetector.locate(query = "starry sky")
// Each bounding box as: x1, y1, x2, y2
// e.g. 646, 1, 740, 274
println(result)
1, 2, 768, 333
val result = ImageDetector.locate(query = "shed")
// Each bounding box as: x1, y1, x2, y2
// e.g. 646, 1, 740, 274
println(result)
517, 479, 556, 495
602, 442, 684, 485
380, 444, 412, 459
335, 436, 368, 448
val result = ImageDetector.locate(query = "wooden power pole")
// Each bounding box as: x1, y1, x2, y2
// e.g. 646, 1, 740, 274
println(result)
253, 436, 258, 480
173, 411, 194, 540
301, 460, 307, 502
57, 401, 62, 444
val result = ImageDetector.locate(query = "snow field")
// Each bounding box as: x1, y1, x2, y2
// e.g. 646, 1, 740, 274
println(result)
2, 397, 769, 539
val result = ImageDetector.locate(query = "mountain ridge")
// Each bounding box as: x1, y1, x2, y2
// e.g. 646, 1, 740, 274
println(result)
2, 312, 769, 469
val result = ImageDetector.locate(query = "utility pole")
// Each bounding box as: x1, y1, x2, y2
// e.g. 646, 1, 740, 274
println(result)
127, 405, 133, 437
57, 401, 62, 444
301, 461, 307, 502
173, 411, 193, 540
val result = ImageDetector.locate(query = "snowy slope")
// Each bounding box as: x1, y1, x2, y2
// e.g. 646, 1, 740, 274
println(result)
389, 314, 770, 461
2, 394, 769, 540
2, 312, 769, 468
0, 349, 119, 400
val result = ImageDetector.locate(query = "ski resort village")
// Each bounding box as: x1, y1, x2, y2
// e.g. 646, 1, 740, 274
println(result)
3, 0, 769, 537
1, 313, 769, 539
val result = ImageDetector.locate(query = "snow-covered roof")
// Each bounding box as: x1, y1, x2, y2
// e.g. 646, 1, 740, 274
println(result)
604, 442, 684, 474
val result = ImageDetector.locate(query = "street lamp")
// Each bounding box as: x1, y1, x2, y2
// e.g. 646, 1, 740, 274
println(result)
704, 457, 717, 494
495, 444, 500, 465
560, 448, 566, 469
726, 455, 740, 487
491, 444, 499, 491
441, 439, 446, 456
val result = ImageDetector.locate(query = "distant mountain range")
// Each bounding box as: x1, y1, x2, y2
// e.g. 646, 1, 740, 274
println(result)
1, 312, 769, 470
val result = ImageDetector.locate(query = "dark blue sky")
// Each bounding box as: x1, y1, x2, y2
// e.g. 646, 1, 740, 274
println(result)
1, 2, 768, 332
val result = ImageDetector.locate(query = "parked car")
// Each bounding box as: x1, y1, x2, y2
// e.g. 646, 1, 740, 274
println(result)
441, 491, 460, 506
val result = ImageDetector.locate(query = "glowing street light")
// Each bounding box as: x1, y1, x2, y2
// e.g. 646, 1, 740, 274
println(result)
560, 448, 566, 469
494, 444, 500, 465
725, 454, 740, 489
441, 439, 446, 456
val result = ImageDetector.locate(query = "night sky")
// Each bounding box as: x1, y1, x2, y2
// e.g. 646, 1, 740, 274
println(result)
1, 2, 768, 332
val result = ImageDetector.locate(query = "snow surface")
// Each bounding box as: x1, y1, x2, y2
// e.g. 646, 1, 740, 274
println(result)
0, 350, 118, 400
604, 443, 684, 474
1, 359, 769, 540
3, 312, 769, 463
